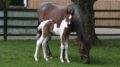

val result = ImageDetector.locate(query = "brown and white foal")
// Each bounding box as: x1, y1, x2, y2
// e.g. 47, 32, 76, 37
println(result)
34, 14, 72, 63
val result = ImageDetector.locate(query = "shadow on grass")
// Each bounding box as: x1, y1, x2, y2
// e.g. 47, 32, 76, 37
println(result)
90, 56, 120, 66
70, 55, 82, 63
90, 57, 106, 65
70, 55, 106, 65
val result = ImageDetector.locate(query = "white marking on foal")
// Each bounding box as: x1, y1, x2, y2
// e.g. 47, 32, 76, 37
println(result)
53, 17, 68, 35
68, 14, 72, 25
36, 20, 52, 39
37, 20, 52, 30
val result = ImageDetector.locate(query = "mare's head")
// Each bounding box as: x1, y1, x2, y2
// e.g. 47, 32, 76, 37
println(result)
67, 3, 90, 44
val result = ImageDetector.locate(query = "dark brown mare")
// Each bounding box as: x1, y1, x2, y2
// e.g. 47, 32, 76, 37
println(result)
34, 2, 90, 64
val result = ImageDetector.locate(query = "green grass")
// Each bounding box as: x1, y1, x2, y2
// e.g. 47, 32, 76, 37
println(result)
0, 39, 120, 67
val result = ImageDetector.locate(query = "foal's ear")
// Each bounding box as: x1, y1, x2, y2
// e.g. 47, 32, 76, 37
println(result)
67, 7, 74, 15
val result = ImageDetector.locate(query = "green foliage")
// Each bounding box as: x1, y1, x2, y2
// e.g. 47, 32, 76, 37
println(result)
6, 0, 11, 6
7, 0, 24, 6
0, 39, 120, 67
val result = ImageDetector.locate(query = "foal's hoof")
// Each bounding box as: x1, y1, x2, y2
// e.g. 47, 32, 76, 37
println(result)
34, 58, 38, 62
47, 56, 53, 59
49, 56, 53, 59
67, 60, 70, 63
83, 58, 90, 64
34, 57, 38, 62
61, 60, 64, 63
45, 59, 49, 62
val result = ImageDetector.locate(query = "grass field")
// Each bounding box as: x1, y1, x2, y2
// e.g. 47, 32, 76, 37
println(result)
0, 39, 120, 67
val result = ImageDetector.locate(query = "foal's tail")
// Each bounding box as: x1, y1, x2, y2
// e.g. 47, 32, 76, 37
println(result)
36, 21, 42, 39
36, 29, 42, 39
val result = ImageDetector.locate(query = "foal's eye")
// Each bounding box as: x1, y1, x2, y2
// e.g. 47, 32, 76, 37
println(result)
68, 21, 71, 25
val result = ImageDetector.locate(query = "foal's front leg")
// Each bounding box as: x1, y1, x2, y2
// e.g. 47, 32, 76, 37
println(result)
65, 40, 70, 63
60, 33, 70, 63
60, 34, 65, 63
60, 39, 70, 63
60, 44, 65, 63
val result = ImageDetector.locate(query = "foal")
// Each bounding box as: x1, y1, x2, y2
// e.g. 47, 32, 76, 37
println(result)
34, 14, 72, 63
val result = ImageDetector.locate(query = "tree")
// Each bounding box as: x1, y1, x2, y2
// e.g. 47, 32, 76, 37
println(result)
9, 0, 24, 6
0, 0, 4, 8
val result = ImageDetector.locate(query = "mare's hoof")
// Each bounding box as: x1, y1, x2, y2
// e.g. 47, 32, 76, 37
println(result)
83, 59, 90, 64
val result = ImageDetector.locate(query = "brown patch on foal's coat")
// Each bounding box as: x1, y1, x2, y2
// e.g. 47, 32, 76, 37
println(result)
39, 8, 70, 27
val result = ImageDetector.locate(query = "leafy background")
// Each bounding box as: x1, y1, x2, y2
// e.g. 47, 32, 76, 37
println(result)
7, 0, 24, 6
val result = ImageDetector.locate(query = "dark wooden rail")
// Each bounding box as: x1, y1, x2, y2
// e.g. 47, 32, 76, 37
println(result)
94, 9, 120, 36
0, 8, 38, 40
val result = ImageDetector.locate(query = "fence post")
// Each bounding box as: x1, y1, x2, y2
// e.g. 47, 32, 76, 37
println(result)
3, 0, 7, 40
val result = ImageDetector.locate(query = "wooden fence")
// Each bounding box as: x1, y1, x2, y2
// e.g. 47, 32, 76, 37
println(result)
94, 9, 120, 36
28, 0, 71, 9
0, 8, 120, 40
0, 8, 37, 40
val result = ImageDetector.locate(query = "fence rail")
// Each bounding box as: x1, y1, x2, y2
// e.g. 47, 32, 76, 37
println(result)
0, 8, 38, 40
94, 9, 120, 36
0, 8, 120, 40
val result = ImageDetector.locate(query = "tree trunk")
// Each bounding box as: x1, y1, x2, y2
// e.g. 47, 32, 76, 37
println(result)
0, 0, 4, 9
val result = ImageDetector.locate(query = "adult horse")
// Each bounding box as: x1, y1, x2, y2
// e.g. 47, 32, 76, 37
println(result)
36, 2, 90, 64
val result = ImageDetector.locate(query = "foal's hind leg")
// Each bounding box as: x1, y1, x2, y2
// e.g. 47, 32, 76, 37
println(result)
34, 35, 45, 62
42, 37, 49, 62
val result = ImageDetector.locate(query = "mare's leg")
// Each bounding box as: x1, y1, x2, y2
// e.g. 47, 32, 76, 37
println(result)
65, 40, 70, 63
34, 35, 45, 62
42, 37, 49, 61
77, 36, 90, 64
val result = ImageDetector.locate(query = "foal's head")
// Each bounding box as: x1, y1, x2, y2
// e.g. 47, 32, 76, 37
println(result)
66, 14, 72, 24
62, 14, 72, 26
